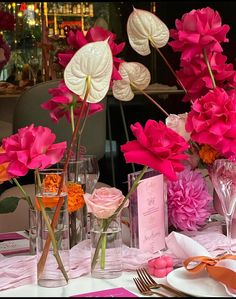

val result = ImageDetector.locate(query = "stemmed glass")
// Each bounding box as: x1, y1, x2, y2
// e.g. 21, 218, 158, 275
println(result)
29, 55, 40, 85
210, 158, 236, 253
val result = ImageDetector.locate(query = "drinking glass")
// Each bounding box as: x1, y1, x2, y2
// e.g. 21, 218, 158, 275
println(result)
210, 159, 236, 253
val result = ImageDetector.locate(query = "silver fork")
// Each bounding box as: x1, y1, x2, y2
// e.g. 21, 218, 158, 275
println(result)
137, 268, 190, 297
133, 277, 167, 297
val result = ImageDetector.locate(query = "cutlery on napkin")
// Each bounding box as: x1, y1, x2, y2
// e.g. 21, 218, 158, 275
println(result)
165, 231, 236, 296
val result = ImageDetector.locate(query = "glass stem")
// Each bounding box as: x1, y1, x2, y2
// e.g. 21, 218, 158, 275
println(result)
225, 215, 233, 254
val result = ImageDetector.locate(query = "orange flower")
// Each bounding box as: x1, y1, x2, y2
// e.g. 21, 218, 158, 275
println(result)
36, 174, 65, 210
67, 182, 85, 213
199, 144, 220, 165
0, 146, 11, 184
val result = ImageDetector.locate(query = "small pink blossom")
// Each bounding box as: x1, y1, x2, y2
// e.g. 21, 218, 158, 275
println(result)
57, 26, 125, 83
167, 166, 212, 231
83, 187, 127, 219
0, 124, 67, 177
41, 80, 104, 123
169, 7, 230, 62
121, 120, 189, 181
186, 87, 236, 158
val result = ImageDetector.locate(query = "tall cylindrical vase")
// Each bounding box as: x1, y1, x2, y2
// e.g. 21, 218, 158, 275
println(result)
58, 158, 88, 247
90, 214, 122, 279
35, 168, 70, 288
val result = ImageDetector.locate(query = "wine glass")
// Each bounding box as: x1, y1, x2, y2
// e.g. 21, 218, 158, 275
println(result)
29, 56, 40, 85
79, 155, 100, 194
210, 158, 236, 253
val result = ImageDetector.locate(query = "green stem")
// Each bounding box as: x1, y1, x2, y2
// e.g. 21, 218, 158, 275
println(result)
203, 48, 216, 89
13, 178, 34, 210
70, 105, 75, 133
91, 165, 148, 271
37, 197, 69, 282
100, 219, 107, 269
149, 37, 188, 95
130, 82, 169, 117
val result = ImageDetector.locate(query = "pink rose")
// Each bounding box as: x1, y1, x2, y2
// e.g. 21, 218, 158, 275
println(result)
169, 7, 230, 62
165, 113, 190, 141
186, 87, 236, 158
84, 187, 127, 219
121, 120, 189, 181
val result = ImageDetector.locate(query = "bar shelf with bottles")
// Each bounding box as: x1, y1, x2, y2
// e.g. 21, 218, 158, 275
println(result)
44, 2, 94, 37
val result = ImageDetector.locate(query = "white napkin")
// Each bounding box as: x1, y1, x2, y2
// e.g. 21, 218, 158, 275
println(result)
165, 231, 236, 296
0, 239, 161, 291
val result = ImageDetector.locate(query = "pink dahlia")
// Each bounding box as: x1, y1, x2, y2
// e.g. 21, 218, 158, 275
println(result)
186, 87, 236, 158
177, 52, 236, 102
57, 26, 125, 83
41, 80, 104, 123
121, 120, 189, 181
167, 166, 212, 231
0, 124, 67, 177
169, 7, 230, 62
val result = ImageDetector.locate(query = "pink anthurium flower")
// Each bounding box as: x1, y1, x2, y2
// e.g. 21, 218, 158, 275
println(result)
0, 124, 67, 177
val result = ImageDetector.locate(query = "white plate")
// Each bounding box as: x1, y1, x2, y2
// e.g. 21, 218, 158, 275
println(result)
166, 267, 230, 297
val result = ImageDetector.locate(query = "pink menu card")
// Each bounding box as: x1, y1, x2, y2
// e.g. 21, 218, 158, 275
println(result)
71, 287, 138, 297
128, 169, 167, 253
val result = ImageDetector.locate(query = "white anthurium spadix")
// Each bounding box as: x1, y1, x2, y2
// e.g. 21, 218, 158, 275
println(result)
112, 62, 151, 101
127, 7, 169, 56
64, 39, 113, 103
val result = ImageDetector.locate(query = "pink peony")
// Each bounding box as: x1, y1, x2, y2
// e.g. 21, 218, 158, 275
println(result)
57, 26, 125, 83
0, 124, 67, 177
186, 87, 236, 158
177, 52, 236, 102
169, 7, 230, 62
83, 187, 127, 219
121, 120, 189, 181
41, 80, 104, 123
167, 166, 212, 231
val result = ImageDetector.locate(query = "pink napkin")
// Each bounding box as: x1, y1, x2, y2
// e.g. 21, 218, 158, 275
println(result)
0, 240, 161, 291
165, 231, 236, 296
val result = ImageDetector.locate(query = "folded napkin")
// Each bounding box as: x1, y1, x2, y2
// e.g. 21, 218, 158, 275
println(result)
0, 240, 161, 291
166, 231, 236, 296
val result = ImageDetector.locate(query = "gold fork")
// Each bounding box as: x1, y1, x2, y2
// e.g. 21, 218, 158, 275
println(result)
136, 268, 190, 297
133, 277, 167, 297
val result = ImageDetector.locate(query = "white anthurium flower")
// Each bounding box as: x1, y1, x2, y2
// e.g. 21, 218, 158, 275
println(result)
127, 7, 169, 56
112, 62, 151, 101
64, 39, 113, 103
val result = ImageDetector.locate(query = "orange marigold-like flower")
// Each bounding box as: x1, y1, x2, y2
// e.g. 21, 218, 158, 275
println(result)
36, 174, 65, 210
68, 182, 85, 213
0, 146, 11, 184
199, 144, 220, 165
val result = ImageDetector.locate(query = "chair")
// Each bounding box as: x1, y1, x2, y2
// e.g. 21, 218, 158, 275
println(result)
0, 79, 110, 232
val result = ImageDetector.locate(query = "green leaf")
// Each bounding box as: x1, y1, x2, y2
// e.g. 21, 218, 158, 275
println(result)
0, 197, 21, 214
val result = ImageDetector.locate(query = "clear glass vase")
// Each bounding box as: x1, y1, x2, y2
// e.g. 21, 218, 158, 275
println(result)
35, 168, 70, 288
90, 214, 122, 279
29, 208, 37, 255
